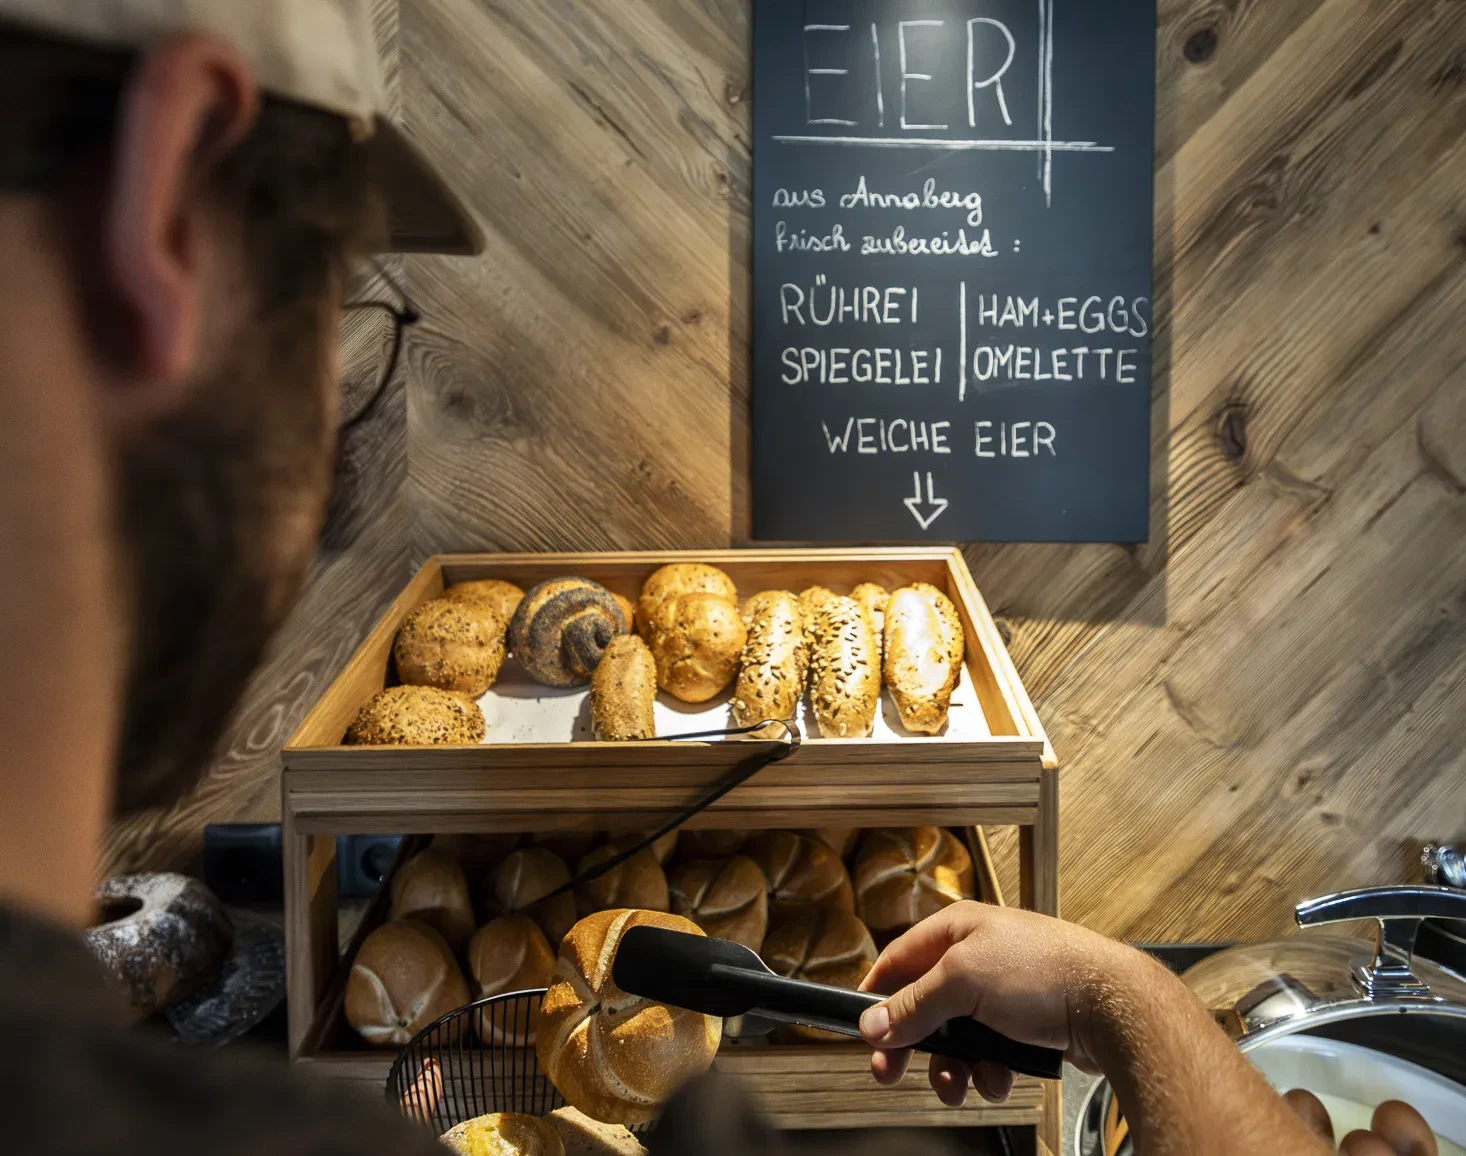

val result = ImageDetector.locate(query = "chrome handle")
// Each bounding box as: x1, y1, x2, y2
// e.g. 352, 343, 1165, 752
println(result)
1295, 886, 1466, 1000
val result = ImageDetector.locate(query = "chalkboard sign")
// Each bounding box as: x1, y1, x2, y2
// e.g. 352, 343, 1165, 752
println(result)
751, 0, 1156, 543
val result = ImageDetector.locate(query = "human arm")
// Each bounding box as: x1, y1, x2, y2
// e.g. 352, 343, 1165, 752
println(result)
857, 902, 1332, 1156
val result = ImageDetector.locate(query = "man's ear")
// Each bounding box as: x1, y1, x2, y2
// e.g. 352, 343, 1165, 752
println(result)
103, 35, 259, 418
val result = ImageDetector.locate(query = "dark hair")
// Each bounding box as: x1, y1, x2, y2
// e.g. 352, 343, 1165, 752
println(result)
0, 23, 382, 303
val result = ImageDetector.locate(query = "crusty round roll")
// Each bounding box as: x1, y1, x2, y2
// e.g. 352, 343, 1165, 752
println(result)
762, 907, 877, 1041
591, 635, 657, 741
883, 583, 965, 734
805, 595, 881, 738
468, 915, 557, 1045
530, 832, 602, 865
537, 909, 722, 1126
745, 832, 854, 919
575, 844, 669, 916
798, 828, 859, 860
646, 592, 747, 703
489, 849, 578, 947
731, 591, 807, 735
345, 919, 470, 1048
389, 848, 476, 949
853, 827, 974, 934
627, 830, 678, 864
440, 1112, 565, 1156
668, 857, 769, 950
344, 685, 485, 745
432, 833, 523, 878
441, 579, 527, 629
636, 563, 738, 634
394, 598, 507, 698
678, 830, 747, 859
509, 578, 628, 688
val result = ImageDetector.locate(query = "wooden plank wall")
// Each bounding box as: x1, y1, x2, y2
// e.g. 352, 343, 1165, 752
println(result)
107, 0, 1466, 944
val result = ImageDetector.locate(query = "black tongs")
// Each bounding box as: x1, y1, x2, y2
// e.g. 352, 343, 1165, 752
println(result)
611, 925, 1063, 1081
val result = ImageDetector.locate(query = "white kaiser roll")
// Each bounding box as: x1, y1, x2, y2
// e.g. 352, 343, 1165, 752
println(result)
745, 831, 855, 920
491, 848, 578, 947
389, 848, 476, 949
575, 844, 669, 917
537, 909, 722, 1126
468, 915, 557, 1045
853, 827, 974, 934
345, 919, 470, 1048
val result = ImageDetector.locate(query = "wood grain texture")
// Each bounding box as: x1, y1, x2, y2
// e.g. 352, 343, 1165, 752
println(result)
113, 0, 1466, 947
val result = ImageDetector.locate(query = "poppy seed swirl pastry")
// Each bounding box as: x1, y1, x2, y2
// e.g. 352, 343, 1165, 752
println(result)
508, 578, 629, 688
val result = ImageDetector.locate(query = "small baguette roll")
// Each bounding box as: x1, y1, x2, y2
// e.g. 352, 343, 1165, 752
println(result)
574, 843, 669, 916
591, 635, 657, 741
731, 591, 807, 735
852, 583, 890, 648
668, 856, 769, 950
806, 595, 881, 738
636, 563, 739, 633
468, 915, 557, 1045
389, 848, 476, 949
745, 832, 854, 920
394, 598, 507, 697
441, 579, 526, 628
537, 910, 722, 1126
646, 592, 747, 704
440, 1112, 565, 1156
883, 583, 964, 734
345, 920, 469, 1048
489, 849, 578, 947
762, 907, 877, 1041
853, 827, 973, 934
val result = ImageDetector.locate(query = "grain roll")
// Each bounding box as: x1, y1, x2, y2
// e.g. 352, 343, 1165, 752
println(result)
441, 579, 527, 628
646, 593, 746, 704
731, 591, 807, 735
591, 635, 657, 741
806, 595, 881, 738
509, 578, 627, 688
883, 583, 965, 734
344, 685, 485, 746
394, 598, 507, 697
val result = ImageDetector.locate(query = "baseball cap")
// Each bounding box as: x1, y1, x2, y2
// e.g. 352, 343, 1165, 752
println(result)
0, 0, 483, 256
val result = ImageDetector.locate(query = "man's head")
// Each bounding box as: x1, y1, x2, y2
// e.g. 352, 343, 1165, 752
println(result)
0, 3, 476, 815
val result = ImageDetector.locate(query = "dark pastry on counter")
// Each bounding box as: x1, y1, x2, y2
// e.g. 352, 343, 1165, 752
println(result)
591, 634, 657, 741
731, 591, 807, 734
84, 873, 234, 1021
345, 919, 469, 1047
388, 848, 476, 949
509, 578, 628, 687
806, 594, 881, 738
344, 685, 486, 745
636, 563, 738, 635
883, 582, 965, 734
394, 597, 506, 697
441, 578, 527, 628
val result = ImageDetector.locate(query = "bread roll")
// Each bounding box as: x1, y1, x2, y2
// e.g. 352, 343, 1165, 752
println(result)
468, 915, 557, 1045
852, 583, 890, 640
854, 827, 974, 934
441, 579, 527, 628
530, 832, 602, 864
797, 585, 838, 623
627, 830, 678, 863
591, 635, 657, 741
762, 907, 877, 1041
509, 578, 627, 688
537, 910, 722, 1126
440, 1112, 565, 1156
546, 1107, 645, 1156
389, 849, 476, 949
668, 857, 768, 950
806, 595, 881, 738
394, 598, 507, 697
432, 833, 523, 878
345, 920, 470, 1048
731, 591, 807, 734
745, 832, 854, 919
799, 828, 858, 860
646, 592, 747, 703
636, 563, 738, 633
679, 830, 747, 859
883, 583, 964, 734
490, 849, 578, 947
575, 844, 669, 916
344, 685, 485, 745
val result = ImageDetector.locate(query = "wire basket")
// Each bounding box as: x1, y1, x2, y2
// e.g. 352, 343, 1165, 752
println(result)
386, 989, 572, 1135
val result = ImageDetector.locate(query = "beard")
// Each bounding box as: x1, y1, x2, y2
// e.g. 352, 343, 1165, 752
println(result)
110, 298, 334, 815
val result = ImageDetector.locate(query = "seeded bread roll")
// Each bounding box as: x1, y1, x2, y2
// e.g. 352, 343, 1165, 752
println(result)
468, 915, 557, 1045
394, 598, 507, 697
806, 595, 881, 738
668, 857, 769, 950
853, 827, 974, 934
852, 583, 890, 663
537, 910, 722, 1126
345, 919, 469, 1048
646, 593, 747, 704
745, 832, 854, 920
762, 907, 877, 1041
509, 578, 628, 688
636, 563, 738, 634
389, 849, 476, 949
440, 1112, 566, 1156
574, 844, 669, 916
344, 685, 486, 745
731, 591, 807, 735
441, 579, 527, 628
797, 585, 839, 629
591, 635, 657, 741
883, 583, 965, 734
489, 849, 578, 947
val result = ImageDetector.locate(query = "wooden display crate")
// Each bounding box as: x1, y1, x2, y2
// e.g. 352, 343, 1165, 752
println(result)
282, 548, 1061, 1152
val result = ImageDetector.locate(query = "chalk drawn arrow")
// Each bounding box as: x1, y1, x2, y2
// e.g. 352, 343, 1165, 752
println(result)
904, 471, 949, 531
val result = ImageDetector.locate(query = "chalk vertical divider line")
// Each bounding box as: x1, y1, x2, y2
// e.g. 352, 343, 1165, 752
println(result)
1043, 0, 1055, 206
1035, 0, 1046, 182
960, 280, 968, 402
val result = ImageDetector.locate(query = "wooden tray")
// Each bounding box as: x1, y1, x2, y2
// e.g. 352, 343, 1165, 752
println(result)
281, 548, 1060, 1151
